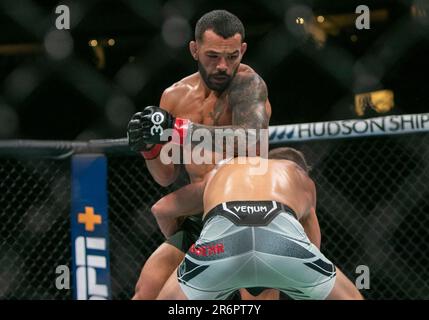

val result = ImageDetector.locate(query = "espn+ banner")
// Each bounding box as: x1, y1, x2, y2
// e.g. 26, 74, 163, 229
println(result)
71, 154, 111, 300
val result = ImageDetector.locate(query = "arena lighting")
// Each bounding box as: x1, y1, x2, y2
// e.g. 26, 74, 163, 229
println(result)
354, 90, 394, 116
305, 8, 390, 46
0, 44, 43, 55
296, 17, 305, 24
313, 9, 389, 36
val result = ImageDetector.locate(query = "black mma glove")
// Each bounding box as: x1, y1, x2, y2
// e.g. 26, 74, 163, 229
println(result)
127, 106, 192, 157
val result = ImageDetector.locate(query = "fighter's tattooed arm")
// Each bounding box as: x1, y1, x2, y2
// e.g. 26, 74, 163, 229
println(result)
191, 73, 269, 154
229, 73, 269, 129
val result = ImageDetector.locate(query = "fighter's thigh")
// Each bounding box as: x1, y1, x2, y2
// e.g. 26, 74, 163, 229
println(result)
239, 289, 280, 300
157, 267, 188, 300
325, 267, 364, 300
133, 242, 185, 300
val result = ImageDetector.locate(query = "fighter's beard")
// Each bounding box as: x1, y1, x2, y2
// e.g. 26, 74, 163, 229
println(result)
198, 61, 237, 93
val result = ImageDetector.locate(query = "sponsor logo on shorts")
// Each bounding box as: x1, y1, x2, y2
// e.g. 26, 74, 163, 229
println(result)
232, 205, 268, 214
189, 243, 224, 257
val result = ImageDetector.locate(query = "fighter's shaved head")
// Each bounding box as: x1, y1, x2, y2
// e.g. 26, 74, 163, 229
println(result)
195, 10, 245, 43
268, 147, 310, 173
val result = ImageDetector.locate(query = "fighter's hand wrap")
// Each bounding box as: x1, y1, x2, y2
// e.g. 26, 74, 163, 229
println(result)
127, 106, 192, 152
171, 117, 192, 145
141, 143, 163, 160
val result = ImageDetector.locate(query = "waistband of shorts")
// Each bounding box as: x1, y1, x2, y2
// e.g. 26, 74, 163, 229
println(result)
202, 200, 298, 226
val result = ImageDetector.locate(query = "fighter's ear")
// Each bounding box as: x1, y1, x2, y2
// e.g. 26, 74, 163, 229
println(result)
189, 41, 198, 60
240, 42, 247, 56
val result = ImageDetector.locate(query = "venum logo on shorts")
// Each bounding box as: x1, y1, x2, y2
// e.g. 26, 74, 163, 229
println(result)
189, 243, 224, 257
232, 205, 268, 214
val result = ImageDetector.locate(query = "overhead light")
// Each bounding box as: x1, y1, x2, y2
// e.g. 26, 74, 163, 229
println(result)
317, 15, 325, 23
295, 17, 305, 24
108, 39, 115, 46
89, 39, 98, 47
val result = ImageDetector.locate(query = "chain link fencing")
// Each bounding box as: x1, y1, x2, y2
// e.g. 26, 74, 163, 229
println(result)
291, 132, 429, 300
0, 130, 428, 299
0, 158, 70, 299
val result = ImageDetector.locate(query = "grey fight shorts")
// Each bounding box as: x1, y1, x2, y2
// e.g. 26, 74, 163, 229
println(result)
177, 200, 336, 300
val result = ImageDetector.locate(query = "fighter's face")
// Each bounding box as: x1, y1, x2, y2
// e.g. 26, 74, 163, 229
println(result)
192, 30, 247, 92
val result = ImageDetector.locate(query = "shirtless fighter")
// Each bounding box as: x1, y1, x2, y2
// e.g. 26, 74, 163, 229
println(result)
157, 148, 363, 300
127, 10, 276, 299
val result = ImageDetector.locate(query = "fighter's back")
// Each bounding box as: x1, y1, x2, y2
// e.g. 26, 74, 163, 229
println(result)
203, 157, 315, 220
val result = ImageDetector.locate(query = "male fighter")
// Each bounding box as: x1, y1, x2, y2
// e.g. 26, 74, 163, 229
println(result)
156, 148, 363, 300
127, 10, 276, 299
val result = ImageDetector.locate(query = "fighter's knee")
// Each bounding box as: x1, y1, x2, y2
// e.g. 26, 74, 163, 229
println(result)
133, 276, 160, 300
132, 283, 144, 300
352, 290, 365, 300
132, 269, 153, 300
151, 201, 164, 217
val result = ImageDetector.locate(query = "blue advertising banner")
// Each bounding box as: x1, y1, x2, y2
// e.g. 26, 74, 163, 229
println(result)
71, 154, 111, 300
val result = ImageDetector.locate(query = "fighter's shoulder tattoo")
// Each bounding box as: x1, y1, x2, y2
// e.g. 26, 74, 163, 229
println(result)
227, 73, 269, 129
